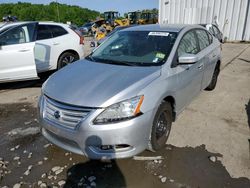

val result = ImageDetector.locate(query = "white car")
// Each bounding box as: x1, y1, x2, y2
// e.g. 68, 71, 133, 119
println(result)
0, 21, 84, 83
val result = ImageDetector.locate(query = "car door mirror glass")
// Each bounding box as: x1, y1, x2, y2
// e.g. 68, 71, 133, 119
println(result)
178, 53, 198, 64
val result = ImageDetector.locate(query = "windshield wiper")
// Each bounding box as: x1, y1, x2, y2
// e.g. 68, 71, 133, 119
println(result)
110, 60, 137, 66
93, 58, 137, 66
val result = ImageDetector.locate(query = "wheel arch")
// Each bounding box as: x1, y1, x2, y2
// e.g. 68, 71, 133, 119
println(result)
216, 60, 221, 70
57, 49, 80, 69
163, 95, 176, 122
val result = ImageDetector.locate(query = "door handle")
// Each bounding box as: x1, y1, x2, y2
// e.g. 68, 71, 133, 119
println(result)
18, 49, 30, 52
198, 64, 204, 69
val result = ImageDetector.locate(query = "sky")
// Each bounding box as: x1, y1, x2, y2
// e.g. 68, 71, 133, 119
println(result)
0, 0, 159, 15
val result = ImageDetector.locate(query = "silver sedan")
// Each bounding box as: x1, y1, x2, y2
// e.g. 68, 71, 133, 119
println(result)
38, 24, 221, 159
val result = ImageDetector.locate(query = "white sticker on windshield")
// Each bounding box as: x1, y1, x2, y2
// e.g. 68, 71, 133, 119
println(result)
148, 32, 169, 36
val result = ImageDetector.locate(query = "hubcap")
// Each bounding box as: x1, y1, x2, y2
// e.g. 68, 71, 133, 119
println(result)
156, 111, 170, 145
62, 55, 75, 67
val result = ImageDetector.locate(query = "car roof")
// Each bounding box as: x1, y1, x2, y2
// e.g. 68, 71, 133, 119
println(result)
124, 24, 203, 33
0, 21, 69, 29
199, 23, 217, 27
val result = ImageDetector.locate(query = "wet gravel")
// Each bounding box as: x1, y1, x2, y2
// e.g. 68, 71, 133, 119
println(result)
0, 102, 249, 188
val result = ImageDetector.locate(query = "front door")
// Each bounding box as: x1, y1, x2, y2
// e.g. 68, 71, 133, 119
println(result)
0, 22, 38, 83
174, 30, 204, 112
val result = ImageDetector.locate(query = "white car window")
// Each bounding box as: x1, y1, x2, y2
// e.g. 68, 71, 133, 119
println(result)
47, 25, 68, 37
0, 25, 28, 45
36, 25, 53, 40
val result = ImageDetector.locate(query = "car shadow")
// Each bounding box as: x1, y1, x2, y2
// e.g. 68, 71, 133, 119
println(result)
245, 99, 250, 129
64, 160, 126, 188
245, 100, 250, 153
0, 70, 55, 90
64, 135, 126, 188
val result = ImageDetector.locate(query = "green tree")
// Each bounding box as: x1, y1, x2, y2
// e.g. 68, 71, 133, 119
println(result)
0, 2, 100, 26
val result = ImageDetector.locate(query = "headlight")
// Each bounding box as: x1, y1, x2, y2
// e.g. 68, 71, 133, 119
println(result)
93, 96, 144, 124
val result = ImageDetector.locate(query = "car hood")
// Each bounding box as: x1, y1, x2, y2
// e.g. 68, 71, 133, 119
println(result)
43, 59, 161, 108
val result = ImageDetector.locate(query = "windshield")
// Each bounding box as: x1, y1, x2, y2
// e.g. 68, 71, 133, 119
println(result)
89, 30, 178, 66
104, 12, 118, 20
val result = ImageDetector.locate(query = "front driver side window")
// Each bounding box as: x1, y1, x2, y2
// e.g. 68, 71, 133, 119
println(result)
0, 25, 29, 46
178, 31, 199, 57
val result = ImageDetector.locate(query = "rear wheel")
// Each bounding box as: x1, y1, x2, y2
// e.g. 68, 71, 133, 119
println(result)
205, 64, 220, 91
148, 102, 173, 151
57, 52, 79, 69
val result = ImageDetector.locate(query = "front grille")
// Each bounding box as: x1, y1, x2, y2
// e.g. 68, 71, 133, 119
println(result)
43, 96, 92, 129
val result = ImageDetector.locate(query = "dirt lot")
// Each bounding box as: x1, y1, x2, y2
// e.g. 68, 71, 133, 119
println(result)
0, 42, 249, 188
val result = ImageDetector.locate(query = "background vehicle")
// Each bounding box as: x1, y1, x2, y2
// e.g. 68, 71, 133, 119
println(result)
0, 21, 84, 83
78, 22, 95, 36
2, 15, 18, 22
127, 11, 141, 24
138, 12, 158, 24
91, 11, 131, 40
97, 25, 137, 45
200, 24, 223, 43
39, 24, 221, 159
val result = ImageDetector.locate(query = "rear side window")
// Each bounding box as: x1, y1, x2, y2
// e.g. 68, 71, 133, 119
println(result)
208, 25, 215, 35
196, 29, 210, 50
213, 25, 221, 35
178, 31, 199, 56
47, 25, 68, 37
36, 25, 52, 40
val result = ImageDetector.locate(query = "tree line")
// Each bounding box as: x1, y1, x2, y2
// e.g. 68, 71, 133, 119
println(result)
0, 2, 100, 26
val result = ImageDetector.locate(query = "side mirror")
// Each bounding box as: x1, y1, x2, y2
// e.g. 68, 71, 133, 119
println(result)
178, 53, 198, 64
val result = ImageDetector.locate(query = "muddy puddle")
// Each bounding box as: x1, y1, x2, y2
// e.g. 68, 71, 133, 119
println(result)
0, 103, 249, 188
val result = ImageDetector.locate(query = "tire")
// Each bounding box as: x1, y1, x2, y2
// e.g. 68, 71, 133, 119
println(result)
148, 102, 173, 152
57, 52, 79, 69
205, 64, 220, 91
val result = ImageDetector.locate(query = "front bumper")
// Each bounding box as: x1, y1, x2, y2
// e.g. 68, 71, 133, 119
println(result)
38, 95, 155, 159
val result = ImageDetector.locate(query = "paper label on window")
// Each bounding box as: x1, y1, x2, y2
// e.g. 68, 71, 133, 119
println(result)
156, 53, 165, 59
148, 32, 169, 36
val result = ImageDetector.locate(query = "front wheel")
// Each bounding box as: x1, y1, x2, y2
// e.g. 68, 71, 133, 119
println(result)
148, 102, 173, 152
57, 52, 79, 69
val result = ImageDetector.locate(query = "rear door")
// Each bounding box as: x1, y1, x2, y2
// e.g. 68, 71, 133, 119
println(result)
195, 29, 217, 89
34, 24, 54, 72
35, 24, 69, 72
0, 22, 38, 83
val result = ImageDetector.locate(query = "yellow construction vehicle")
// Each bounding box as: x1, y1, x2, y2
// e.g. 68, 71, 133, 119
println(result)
103, 11, 129, 28
138, 12, 158, 24
93, 11, 130, 40
127, 11, 141, 24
